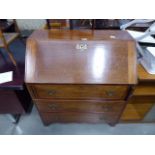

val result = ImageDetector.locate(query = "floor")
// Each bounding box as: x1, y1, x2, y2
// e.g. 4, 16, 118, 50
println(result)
0, 36, 155, 135
0, 106, 155, 135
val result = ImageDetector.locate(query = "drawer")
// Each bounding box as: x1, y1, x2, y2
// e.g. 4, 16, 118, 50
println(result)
30, 84, 128, 100
134, 83, 155, 96
121, 103, 154, 121
40, 112, 120, 125
35, 100, 125, 113
121, 96, 155, 121
0, 90, 25, 114
127, 96, 155, 104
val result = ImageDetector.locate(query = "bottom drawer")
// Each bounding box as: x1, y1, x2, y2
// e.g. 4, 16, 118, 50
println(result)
0, 90, 24, 114
40, 112, 121, 126
121, 96, 155, 121
121, 103, 154, 121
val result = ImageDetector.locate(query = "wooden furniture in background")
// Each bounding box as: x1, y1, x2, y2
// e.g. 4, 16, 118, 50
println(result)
45, 19, 69, 29
45, 19, 153, 31
121, 64, 155, 121
0, 19, 17, 32
0, 58, 33, 123
0, 28, 19, 66
0, 19, 24, 66
70, 19, 95, 30
45, 19, 95, 30
25, 30, 137, 126
94, 19, 154, 31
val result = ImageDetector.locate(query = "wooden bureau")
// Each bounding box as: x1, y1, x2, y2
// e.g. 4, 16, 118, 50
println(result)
25, 30, 137, 126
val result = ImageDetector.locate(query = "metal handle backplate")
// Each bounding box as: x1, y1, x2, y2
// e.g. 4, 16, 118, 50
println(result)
47, 90, 56, 95
48, 103, 58, 110
105, 90, 115, 97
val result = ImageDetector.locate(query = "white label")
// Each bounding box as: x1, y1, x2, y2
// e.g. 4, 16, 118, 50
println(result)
0, 71, 13, 84
110, 35, 116, 39
76, 43, 87, 50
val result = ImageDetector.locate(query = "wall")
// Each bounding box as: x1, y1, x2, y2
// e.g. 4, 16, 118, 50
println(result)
16, 19, 46, 30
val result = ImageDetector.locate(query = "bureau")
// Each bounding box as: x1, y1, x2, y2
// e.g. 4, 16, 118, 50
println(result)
25, 30, 137, 126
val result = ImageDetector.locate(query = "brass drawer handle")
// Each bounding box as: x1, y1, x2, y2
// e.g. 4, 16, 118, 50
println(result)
102, 105, 112, 112
105, 90, 115, 97
99, 115, 105, 120
47, 90, 56, 96
53, 115, 59, 121
48, 103, 58, 110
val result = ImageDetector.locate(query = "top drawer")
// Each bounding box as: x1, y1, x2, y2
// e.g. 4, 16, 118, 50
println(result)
29, 84, 128, 100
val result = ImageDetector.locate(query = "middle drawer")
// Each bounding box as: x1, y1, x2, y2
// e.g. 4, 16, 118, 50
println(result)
35, 99, 125, 113
32, 84, 128, 100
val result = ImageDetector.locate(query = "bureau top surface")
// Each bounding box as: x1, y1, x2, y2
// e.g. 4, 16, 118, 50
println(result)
25, 30, 137, 84
28, 29, 134, 41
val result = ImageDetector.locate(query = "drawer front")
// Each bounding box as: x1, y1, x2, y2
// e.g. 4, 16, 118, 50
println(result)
121, 96, 155, 121
134, 83, 155, 96
121, 103, 154, 121
31, 85, 128, 100
35, 100, 125, 113
40, 112, 120, 125
127, 96, 155, 104
0, 90, 25, 114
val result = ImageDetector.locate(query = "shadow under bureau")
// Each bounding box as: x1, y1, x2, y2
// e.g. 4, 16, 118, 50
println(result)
25, 30, 137, 126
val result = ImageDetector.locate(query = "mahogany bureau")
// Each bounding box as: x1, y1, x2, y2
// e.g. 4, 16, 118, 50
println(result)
25, 30, 137, 126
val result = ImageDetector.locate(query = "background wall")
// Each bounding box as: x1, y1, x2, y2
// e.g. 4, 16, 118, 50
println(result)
15, 19, 46, 30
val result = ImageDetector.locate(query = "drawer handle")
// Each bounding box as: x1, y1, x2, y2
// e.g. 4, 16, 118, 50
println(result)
54, 116, 59, 121
47, 90, 56, 96
105, 90, 115, 97
102, 105, 112, 112
48, 103, 58, 110
99, 115, 105, 120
